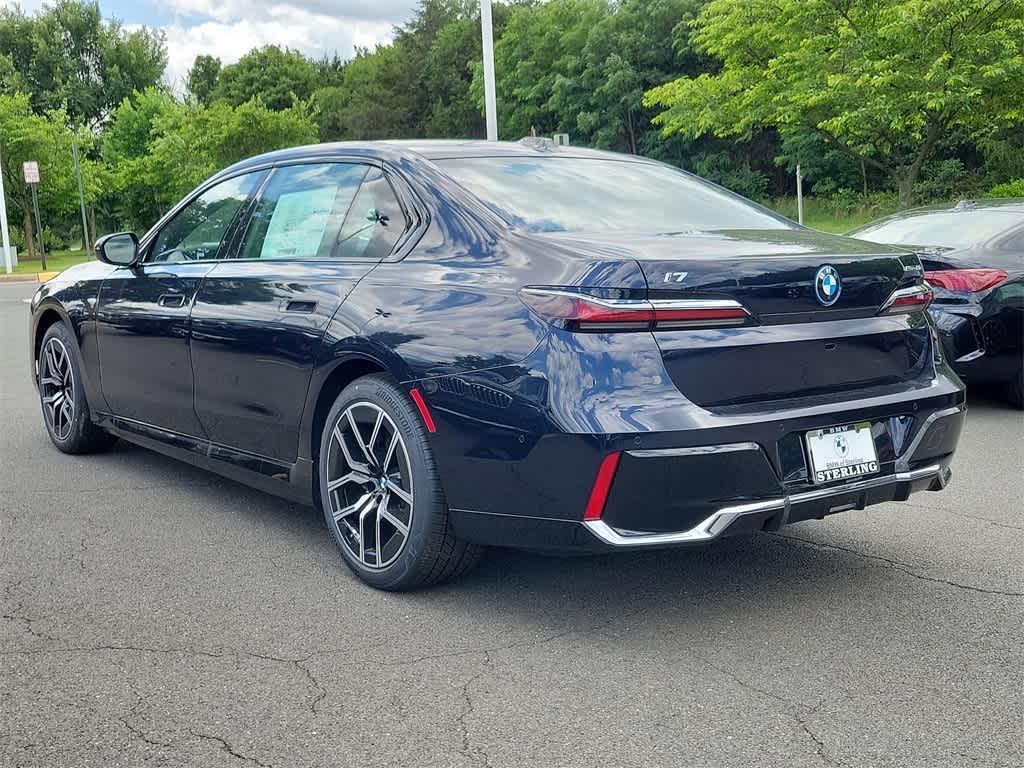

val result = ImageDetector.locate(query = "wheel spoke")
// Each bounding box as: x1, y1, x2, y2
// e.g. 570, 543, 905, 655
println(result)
385, 478, 413, 507
379, 504, 409, 537
326, 470, 372, 492
334, 423, 370, 474
346, 409, 377, 469
368, 409, 384, 465
40, 376, 61, 388
375, 494, 386, 567
358, 496, 376, 564
43, 391, 64, 405
333, 491, 374, 523
382, 432, 399, 473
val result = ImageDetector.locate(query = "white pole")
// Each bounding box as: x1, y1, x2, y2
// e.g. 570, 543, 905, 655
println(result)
0, 145, 12, 274
480, 0, 498, 141
796, 163, 804, 226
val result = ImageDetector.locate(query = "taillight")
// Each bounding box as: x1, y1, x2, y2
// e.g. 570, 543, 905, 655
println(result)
520, 288, 752, 331
924, 268, 1007, 293
879, 284, 933, 314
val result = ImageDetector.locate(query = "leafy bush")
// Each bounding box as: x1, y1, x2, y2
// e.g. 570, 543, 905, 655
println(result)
986, 179, 1024, 198
692, 152, 769, 201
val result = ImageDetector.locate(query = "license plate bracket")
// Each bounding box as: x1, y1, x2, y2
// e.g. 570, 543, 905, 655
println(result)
805, 421, 879, 485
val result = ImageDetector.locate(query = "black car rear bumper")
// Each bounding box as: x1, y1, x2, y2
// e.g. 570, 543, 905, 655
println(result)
445, 401, 965, 552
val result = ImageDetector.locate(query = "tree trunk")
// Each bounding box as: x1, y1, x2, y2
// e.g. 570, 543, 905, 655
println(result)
861, 158, 868, 201
88, 206, 96, 249
895, 173, 917, 208
22, 206, 35, 261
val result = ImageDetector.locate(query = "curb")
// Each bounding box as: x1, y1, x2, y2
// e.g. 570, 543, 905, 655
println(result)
0, 271, 60, 284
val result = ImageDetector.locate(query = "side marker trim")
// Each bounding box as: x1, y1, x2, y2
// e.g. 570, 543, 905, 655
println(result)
409, 388, 437, 433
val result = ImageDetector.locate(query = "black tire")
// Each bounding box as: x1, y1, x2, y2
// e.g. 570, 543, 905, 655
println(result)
1008, 364, 1023, 410
318, 374, 483, 590
37, 323, 117, 454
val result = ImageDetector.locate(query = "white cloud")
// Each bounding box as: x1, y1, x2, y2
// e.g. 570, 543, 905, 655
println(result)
160, 1, 414, 92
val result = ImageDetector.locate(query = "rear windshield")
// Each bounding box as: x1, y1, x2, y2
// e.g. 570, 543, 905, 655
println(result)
851, 209, 1019, 248
436, 157, 791, 234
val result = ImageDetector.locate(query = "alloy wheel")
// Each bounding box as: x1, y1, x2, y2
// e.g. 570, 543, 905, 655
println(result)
40, 337, 75, 442
324, 401, 414, 569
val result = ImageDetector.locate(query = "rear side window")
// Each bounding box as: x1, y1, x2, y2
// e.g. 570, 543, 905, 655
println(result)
334, 169, 410, 261
239, 163, 367, 261
149, 172, 264, 263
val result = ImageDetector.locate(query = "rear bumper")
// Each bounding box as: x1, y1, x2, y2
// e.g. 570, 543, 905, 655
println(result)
443, 398, 965, 552
583, 461, 949, 549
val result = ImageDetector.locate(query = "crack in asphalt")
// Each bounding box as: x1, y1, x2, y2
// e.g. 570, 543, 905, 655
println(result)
769, 533, 1024, 597
455, 650, 493, 768
190, 728, 273, 767
1, 580, 58, 641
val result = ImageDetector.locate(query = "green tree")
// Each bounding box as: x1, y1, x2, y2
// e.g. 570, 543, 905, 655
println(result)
550, 0, 703, 154
0, 93, 82, 257
314, 45, 416, 140
213, 46, 318, 111
0, 0, 165, 127
645, 0, 1024, 206
476, 0, 609, 139
187, 55, 221, 106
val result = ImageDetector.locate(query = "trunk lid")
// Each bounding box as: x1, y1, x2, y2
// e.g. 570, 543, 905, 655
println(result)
535, 228, 933, 409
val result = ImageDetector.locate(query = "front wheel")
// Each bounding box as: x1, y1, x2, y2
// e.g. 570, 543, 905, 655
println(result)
318, 374, 483, 590
37, 323, 117, 454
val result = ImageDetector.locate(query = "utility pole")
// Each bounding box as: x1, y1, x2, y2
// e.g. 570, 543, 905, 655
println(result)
72, 140, 90, 251
480, 0, 498, 141
0, 145, 12, 274
796, 164, 804, 226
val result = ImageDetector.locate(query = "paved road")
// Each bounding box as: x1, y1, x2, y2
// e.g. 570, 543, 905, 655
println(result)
1, 280, 1022, 768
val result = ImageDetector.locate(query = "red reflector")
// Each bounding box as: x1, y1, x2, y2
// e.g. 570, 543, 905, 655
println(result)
924, 268, 1008, 293
583, 452, 621, 521
891, 291, 931, 308
409, 388, 436, 433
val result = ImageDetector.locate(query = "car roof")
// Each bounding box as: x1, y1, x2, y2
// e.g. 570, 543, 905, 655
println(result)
216, 138, 651, 178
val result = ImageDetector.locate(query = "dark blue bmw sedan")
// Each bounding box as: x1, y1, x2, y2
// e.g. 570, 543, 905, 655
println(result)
29, 139, 966, 589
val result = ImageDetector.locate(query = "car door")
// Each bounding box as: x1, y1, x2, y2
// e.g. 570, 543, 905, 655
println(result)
95, 171, 266, 436
189, 161, 412, 462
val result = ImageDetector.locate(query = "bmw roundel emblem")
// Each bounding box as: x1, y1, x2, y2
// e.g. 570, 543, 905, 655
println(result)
814, 265, 842, 307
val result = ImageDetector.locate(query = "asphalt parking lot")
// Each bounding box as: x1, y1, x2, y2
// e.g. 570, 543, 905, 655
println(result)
1, 280, 1022, 768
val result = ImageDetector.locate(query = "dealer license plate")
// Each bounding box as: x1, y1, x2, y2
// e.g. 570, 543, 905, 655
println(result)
805, 422, 879, 485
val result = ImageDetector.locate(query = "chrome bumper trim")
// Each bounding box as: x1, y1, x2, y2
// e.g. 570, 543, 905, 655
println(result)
626, 442, 760, 458
894, 404, 964, 472
583, 463, 945, 549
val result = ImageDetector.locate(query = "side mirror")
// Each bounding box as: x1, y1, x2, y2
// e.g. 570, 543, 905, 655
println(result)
95, 232, 140, 267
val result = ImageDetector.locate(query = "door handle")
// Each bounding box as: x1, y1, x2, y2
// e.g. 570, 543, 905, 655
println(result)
284, 300, 317, 314
158, 293, 187, 308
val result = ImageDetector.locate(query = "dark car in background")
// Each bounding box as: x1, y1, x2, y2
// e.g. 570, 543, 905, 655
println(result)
849, 200, 1024, 407
29, 140, 965, 590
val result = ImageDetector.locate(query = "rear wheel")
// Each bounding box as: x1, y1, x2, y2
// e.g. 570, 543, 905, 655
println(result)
38, 323, 117, 454
318, 374, 483, 590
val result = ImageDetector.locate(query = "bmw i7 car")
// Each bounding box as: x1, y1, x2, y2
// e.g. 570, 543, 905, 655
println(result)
29, 139, 966, 589
849, 199, 1024, 407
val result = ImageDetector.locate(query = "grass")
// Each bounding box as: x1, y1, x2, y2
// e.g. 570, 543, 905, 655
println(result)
768, 196, 902, 234
11, 249, 94, 275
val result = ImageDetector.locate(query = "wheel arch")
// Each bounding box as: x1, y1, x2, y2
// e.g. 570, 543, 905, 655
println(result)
306, 354, 394, 462
32, 303, 71, 366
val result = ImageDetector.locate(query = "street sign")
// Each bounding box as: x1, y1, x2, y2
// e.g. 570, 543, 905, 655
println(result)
23, 161, 40, 184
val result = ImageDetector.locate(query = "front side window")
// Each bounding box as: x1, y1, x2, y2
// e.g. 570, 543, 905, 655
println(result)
149, 172, 263, 263
238, 163, 368, 261
436, 157, 791, 234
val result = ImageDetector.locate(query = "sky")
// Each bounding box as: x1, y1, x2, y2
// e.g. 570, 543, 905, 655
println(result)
8, 0, 421, 92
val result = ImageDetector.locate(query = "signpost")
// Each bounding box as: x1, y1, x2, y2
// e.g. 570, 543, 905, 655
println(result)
23, 161, 45, 271
0, 146, 12, 275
